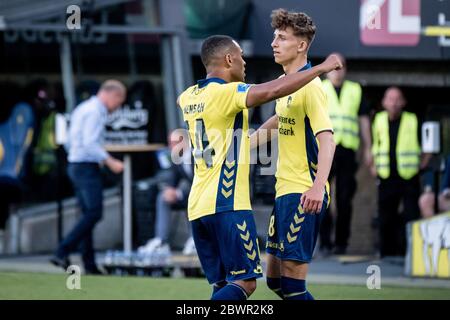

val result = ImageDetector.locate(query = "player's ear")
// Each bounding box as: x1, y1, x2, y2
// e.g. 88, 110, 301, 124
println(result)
297, 40, 308, 53
225, 53, 233, 67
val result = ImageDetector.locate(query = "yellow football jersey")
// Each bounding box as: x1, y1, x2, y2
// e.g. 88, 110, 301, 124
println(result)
178, 78, 252, 221
275, 70, 333, 199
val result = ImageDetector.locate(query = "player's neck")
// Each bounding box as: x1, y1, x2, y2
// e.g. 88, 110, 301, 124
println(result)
283, 55, 308, 75
206, 71, 230, 83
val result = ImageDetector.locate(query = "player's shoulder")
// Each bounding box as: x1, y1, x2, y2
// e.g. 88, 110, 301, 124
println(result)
181, 84, 198, 96
301, 77, 326, 95
178, 84, 200, 103
211, 82, 251, 97
308, 77, 325, 89
222, 81, 250, 91
287, 77, 322, 100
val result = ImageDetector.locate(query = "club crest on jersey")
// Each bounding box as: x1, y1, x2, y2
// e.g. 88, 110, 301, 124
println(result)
286, 95, 293, 108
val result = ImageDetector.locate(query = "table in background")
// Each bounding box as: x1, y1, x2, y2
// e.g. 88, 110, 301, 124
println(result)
105, 144, 165, 253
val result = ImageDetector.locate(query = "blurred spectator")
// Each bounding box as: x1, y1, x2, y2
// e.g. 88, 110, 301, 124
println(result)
419, 155, 450, 217
320, 53, 372, 255
23, 80, 59, 202
138, 129, 195, 256
0, 83, 34, 253
50, 80, 125, 274
371, 87, 429, 257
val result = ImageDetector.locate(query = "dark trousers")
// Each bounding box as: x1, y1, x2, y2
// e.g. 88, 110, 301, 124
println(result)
320, 146, 357, 250
377, 175, 420, 257
0, 177, 22, 230
56, 163, 103, 270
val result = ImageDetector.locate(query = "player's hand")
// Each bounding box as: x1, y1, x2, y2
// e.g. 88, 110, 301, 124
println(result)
320, 54, 343, 73
163, 187, 179, 203
300, 184, 325, 214
105, 157, 124, 174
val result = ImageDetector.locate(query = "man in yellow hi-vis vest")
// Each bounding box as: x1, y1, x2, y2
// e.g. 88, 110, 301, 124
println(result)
320, 53, 372, 255
371, 87, 428, 257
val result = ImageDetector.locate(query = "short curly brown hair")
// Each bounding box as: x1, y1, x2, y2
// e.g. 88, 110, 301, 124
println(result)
271, 8, 316, 45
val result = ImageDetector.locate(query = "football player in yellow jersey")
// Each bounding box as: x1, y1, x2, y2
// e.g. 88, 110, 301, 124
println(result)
177, 35, 341, 300
250, 9, 336, 300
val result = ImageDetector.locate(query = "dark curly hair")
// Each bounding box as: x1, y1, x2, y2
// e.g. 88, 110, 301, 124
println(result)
271, 8, 316, 45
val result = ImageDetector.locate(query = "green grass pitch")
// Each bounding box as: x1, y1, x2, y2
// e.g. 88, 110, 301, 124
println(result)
0, 272, 448, 300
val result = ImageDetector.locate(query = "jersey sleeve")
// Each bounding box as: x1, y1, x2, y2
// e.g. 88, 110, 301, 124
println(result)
217, 82, 252, 117
304, 82, 334, 136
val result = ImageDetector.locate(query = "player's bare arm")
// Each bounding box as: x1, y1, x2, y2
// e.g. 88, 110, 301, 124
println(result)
245, 54, 342, 108
301, 130, 335, 213
249, 115, 278, 149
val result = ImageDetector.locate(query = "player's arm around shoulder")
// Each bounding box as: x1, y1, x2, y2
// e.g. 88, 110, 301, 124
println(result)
245, 54, 342, 108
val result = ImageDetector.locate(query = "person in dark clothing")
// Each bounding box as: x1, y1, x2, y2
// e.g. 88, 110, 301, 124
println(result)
0, 83, 34, 253
320, 53, 372, 255
371, 87, 429, 257
50, 80, 125, 274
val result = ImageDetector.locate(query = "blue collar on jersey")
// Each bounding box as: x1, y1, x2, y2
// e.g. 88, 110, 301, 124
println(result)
197, 77, 227, 88
298, 61, 312, 72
